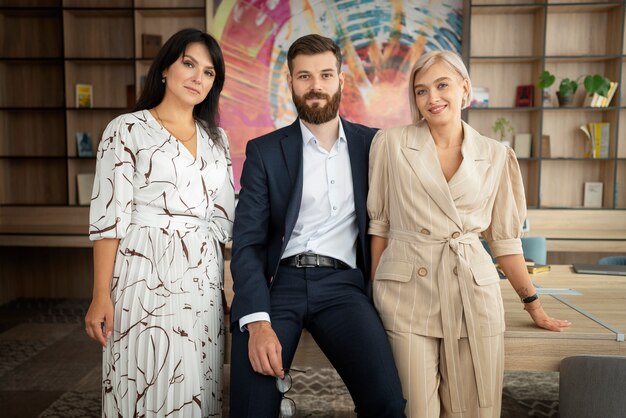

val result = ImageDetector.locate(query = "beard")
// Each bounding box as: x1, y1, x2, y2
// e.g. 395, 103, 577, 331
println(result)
292, 88, 341, 125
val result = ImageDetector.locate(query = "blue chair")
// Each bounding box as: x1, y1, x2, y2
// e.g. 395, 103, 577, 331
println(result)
598, 255, 626, 265
481, 236, 547, 265
521, 236, 547, 265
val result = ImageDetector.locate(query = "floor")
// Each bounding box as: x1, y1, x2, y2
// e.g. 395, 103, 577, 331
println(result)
0, 298, 560, 417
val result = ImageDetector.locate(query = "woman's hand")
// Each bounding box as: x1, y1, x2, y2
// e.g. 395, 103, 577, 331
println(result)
524, 300, 571, 332
85, 294, 114, 347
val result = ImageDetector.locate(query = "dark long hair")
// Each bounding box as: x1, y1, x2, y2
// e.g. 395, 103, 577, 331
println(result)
133, 28, 225, 145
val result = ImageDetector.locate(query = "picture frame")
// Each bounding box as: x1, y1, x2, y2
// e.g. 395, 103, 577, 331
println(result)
76, 83, 93, 108
76, 173, 95, 206
142, 34, 162, 59
515, 85, 534, 107
75, 132, 94, 157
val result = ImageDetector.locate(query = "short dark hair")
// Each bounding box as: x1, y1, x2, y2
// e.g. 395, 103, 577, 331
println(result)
287, 34, 342, 74
133, 28, 225, 144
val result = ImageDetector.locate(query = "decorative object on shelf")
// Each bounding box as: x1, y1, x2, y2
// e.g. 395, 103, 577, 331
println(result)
541, 135, 551, 158
492, 117, 514, 147
75, 83, 93, 108
580, 123, 610, 158
583, 181, 603, 208
470, 86, 489, 107
514, 133, 532, 158
539, 71, 612, 108
142, 34, 162, 59
515, 85, 534, 107
542, 89, 554, 107
538, 71, 578, 107
583, 80, 618, 108
76, 173, 95, 206
75, 132, 94, 157
126, 84, 136, 109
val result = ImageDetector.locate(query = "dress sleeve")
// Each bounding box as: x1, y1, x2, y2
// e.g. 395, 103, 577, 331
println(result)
482, 147, 527, 257
210, 129, 235, 244
367, 129, 391, 238
89, 116, 136, 241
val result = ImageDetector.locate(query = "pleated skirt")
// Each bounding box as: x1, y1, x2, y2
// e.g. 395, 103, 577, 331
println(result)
102, 224, 224, 418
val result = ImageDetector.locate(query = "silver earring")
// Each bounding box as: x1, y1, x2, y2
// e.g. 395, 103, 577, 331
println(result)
161, 77, 165, 84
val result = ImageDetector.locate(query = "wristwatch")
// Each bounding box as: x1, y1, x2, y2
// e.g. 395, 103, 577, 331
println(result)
521, 293, 539, 304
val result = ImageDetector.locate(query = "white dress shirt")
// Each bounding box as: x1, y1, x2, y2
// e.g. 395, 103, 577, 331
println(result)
239, 119, 358, 330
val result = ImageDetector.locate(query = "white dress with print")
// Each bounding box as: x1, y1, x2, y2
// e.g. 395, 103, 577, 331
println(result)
89, 110, 235, 418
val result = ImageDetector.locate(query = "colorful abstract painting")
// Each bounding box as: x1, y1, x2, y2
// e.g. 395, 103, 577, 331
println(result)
214, 0, 463, 189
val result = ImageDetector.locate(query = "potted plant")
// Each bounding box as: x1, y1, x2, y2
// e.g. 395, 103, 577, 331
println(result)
492, 117, 514, 147
538, 70, 611, 107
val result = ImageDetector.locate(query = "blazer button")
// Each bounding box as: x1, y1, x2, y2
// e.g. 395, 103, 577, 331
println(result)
417, 267, 428, 277
451, 231, 460, 238
420, 228, 431, 235
453, 266, 458, 276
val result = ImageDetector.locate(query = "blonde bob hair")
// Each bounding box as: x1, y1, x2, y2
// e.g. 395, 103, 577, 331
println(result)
408, 50, 472, 124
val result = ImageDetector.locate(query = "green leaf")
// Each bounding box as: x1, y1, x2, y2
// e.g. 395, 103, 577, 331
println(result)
538, 71, 555, 89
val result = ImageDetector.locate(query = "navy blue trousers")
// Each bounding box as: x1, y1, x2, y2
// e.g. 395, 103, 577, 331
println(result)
230, 266, 406, 417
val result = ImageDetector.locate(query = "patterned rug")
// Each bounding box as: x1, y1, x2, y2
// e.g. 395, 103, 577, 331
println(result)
0, 298, 560, 417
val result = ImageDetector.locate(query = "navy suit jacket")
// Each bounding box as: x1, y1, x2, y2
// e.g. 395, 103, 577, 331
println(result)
230, 118, 376, 329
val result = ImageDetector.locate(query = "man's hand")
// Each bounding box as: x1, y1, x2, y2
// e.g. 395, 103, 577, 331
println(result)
247, 321, 284, 378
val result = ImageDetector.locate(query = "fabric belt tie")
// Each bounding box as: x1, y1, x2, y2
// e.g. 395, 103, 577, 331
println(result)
280, 253, 350, 269
389, 229, 491, 413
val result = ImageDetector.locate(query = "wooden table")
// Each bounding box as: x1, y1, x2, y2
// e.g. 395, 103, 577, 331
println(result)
502, 265, 625, 371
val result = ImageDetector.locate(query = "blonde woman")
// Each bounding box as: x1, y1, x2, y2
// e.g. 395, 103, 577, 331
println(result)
367, 50, 570, 418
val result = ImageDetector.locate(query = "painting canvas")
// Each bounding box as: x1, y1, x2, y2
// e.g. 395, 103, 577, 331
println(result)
214, 0, 463, 189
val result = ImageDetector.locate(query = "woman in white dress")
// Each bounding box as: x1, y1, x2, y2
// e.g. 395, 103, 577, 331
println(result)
84, 28, 235, 418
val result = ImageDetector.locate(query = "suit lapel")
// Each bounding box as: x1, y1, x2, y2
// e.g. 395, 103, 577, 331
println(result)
343, 119, 367, 238
401, 122, 463, 230
280, 120, 304, 250
447, 122, 489, 202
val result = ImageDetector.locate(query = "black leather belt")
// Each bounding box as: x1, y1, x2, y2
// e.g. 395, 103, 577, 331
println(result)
280, 253, 350, 269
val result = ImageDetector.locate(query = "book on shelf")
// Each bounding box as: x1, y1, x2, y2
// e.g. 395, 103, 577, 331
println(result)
76, 83, 93, 108
76, 173, 95, 206
583, 181, 603, 208
142, 34, 162, 59
526, 263, 551, 274
470, 87, 489, 108
579, 123, 609, 158
75, 132, 94, 157
541, 135, 551, 158
582, 81, 619, 108
514, 133, 532, 158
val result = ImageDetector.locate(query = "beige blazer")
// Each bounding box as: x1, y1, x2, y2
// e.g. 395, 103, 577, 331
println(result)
367, 120, 526, 411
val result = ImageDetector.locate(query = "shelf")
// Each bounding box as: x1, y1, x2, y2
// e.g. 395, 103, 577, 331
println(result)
63, 0, 131, 7
0, 9, 62, 58
63, 9, 133, 59
544, 55, 622, 63
0, 2, 59, 9
467, 106, 541, 111
470, 56, 544, 63
546, 3, 623, 14
470, 5, 544, 15
0, 61, 64, 107
134, 0, 204, 7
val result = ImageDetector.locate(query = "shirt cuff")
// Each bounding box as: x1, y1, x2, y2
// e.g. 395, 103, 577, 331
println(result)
239, 312, 271, 332
368, 219, 390, 238
489, 238, 523, 258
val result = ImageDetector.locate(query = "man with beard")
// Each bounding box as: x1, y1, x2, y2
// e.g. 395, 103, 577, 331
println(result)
229, 34, 406, 417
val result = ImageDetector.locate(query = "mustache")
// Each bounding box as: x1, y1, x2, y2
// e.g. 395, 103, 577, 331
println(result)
303, 91, 331, 100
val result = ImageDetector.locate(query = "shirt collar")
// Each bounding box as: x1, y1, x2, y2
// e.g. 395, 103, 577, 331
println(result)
299, 119, 347, 147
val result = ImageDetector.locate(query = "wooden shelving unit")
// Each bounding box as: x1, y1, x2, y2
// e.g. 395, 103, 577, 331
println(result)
466, 0, 625, 210
0, 0, 206, 208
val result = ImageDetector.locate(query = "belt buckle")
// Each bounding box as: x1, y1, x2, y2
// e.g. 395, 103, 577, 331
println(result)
294, 253, 320, 268
294, 254, 303, 268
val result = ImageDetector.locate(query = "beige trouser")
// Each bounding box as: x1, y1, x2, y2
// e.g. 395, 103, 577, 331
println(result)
387, 331, 504, 418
